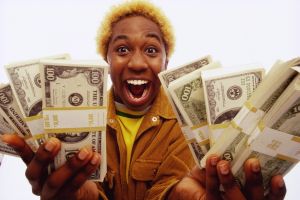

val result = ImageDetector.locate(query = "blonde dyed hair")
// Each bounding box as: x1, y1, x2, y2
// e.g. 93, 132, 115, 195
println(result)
96, 0, 175, 59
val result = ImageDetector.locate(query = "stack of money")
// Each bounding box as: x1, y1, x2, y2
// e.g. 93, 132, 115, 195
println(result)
168, 61, 222, 163
233, 73, 300, 193
0, 113, 17, 156
5, 54, 70, 148
199, 58, 300, 193
0, 84, 34, 153
0, 54, 109, 182
162, 57, 264, 166
40, 59, 108, 181
161, 55, 300, 194
158, 56, 214, 165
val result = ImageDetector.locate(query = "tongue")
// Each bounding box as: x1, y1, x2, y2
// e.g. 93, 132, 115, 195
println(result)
129, 85, 145, 98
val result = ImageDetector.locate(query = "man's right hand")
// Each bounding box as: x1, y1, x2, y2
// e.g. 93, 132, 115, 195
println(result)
168, 154, 286, 200
1, 134, 101, 200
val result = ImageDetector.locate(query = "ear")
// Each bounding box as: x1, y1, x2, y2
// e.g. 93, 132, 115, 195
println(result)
104, 55, 111, 74
164, 59, 169, 70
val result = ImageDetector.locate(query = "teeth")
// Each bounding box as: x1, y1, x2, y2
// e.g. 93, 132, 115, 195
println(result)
127, 80, 148, 85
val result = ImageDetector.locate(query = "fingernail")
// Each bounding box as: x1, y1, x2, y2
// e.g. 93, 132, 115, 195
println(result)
90, 153, 100, 165
210, 156, 219, 166
251, 159, 261, 173
78, 148, 90, 160
44, 138, 58, 152
219, 162, 229, 175
278, 178, 285, 188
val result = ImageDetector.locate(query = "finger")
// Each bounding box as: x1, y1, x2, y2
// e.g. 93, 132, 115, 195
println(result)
41, 147, 94, 199
1, 134, 34, 165
167, 176, 206, 200
217, 160, 246, 200
61, 153, 101, 196
268, 175, 286, 200
205, 154, 222, 200
188, 165, 206, 185
243, 158, 264, 200
26, 137, 61, 195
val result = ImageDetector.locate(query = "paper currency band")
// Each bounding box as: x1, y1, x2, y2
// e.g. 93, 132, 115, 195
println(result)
231, 103, 265, 135
276, 154, 299, 163
251, 126, 300, 161
31, 133, 46, 140
244, 101, 258, 113
43, 106, 106, 111
292, 136, 300, 143
96, 0, 175, 60
256, 124, 300, 144
257, 120, 265, 131
24, 114, 43, 122
45, 126, 106, 134
209, 122, 230, 130
187, 138, 210, 146
43, 108, 107, 130
191, 121, 208, 130
230, 121, 243, 132
198, 138, 210, 146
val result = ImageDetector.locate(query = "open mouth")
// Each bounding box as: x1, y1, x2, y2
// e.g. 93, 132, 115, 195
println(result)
126, 79, 150, 100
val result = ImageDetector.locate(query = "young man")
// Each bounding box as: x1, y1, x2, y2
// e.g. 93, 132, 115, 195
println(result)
1, 1, 286, 200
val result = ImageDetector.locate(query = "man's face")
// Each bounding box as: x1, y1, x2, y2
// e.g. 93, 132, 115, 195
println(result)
106, 16, 168, 111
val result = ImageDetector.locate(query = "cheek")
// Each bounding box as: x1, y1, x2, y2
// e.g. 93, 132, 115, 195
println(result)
109, 65, 120, 85
152, 59, 166, 76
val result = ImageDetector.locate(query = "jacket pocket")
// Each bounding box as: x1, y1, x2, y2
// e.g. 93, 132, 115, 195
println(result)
131, 159, 161, 181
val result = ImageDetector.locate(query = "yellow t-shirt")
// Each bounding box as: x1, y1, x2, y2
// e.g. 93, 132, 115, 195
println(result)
115, 102, 149, 183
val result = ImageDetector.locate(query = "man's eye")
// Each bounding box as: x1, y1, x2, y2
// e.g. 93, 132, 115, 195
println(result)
116, 46, 129, 54
145, 47, 158, 55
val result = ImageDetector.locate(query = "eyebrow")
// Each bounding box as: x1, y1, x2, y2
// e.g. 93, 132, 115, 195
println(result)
111, 35, 129, 43
111, 32, 163, 44
145, 32, 163, 44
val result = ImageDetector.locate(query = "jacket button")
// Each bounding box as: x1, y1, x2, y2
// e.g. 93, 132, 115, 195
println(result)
153, 169, 157, 176
151, 116, 158, 122
109, 119, 115, 124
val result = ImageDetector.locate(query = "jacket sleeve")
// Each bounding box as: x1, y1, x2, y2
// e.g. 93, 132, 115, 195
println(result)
144, 121, 196, 200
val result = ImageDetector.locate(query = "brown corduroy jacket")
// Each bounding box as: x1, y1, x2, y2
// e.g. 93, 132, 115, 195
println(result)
98, 87, 195, 200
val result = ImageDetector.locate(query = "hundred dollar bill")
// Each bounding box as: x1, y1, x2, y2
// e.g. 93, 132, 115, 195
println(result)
5, 54, 70, 143
201, 58, 300, 168
158, 56, 212, 167
159, 56, 213, 167
40, 59, 108, 181
168, 62, 221, 165
202, 67, 264, 144
0, 84, 37, 152
232, 74, 300, 194
202, 67, 264, 125
159, 56, 212, 124
0, 111, 18, 156
169, 62, 221, 127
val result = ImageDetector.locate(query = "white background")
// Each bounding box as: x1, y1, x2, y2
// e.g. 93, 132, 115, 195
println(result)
0, 0, 299, 199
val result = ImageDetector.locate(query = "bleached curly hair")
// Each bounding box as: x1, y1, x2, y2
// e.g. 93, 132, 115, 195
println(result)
96, 0, 175, 60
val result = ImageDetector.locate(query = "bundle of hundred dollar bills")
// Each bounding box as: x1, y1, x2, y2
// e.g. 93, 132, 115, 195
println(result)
0, 54, 108, 181
159, 55, 300, 194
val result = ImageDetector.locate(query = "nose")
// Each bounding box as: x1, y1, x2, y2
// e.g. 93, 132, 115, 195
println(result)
128, 50, 148, 72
